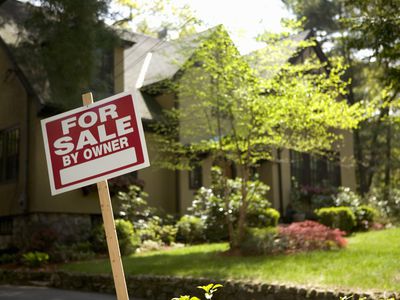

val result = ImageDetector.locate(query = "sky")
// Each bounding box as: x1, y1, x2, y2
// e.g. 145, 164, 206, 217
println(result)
109, 0, 294, 54
188, 0, 293, 54
26, 0, 293, 54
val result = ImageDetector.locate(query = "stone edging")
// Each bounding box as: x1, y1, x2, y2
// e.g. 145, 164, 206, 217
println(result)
0, 269, 398, 300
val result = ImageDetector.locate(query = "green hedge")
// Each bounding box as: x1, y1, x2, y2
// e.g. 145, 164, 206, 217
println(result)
315, 206, 356, 233
247, 208, 280, 228
176, 215, 205, 244
354, 205, 378, 230
240, 227, 278, 255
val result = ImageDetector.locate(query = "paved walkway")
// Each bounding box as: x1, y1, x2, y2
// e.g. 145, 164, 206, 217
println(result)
0, 285, 144, 300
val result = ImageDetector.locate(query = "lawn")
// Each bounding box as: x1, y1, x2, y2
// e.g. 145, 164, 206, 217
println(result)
61, 228, 400, 293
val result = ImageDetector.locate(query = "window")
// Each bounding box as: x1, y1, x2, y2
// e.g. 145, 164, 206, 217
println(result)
0, 127, 20, 183
290, 150, 341, 187
189, 166, 202, 190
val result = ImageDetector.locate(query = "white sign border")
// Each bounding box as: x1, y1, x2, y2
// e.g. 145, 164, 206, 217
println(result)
41, 91, 150, 196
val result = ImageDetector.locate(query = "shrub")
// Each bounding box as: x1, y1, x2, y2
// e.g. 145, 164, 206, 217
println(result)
21, 251, 49, 268
116, 185, 156, 221
136, 218, 161, 242
189, 167, 273, 242
0, 253, 18, 265
364, 188, 400, 221
115, 219, 141, 255
134, 216, 177, 246
51, 242, 95, 263
247, 208, 280, 227
116, 186, 177, 246
90, 220, 140, 255
354, 205, 378, 231
90, 224, 108, 253
240, 227, 278, 255
278, 221, 347, 252
138, 240, 162, 252
189, 186, 229, 242
315, 206, 356, 233
159, 225, 178, 245
290, 178, 337, 215
176, 215, 205, 244
333, 187, 361, 207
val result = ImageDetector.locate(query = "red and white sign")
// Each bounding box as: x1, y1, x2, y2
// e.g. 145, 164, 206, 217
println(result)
41, 92, 150, 195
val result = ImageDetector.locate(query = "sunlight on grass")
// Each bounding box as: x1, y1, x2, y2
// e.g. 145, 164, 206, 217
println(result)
61, 228, 400, 292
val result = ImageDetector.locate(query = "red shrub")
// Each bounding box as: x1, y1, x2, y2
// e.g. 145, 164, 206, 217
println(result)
278, 220, 347, 252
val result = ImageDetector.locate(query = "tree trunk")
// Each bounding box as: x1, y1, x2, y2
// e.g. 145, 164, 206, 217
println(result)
383, 118, 391, 200
221, 165, 235, 249
233, 166, 249, 250
346, 81, 367, 195
353, 128, 368, 195
365, 106, 390, 194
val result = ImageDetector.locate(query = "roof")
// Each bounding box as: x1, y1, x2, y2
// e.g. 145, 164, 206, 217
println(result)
0, 0, 219, 120
121, 27, 219, 121
245, 30, 315, 79
126, 28, 316, 94
123, 26, 217, 90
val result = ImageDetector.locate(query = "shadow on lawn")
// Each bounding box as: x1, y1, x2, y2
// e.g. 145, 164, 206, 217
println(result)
120, 247, 329, 279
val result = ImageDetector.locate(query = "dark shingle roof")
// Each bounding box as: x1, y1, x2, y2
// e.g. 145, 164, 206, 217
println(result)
123, 27, 217, 91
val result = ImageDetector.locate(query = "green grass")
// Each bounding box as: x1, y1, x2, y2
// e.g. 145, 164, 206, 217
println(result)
61, 228, 400, 292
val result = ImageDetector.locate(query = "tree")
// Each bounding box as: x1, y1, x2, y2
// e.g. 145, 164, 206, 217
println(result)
342, 0, 400, 199
283, 0, 400, 198
151, 25, 365, 251
282, 0, 342, 39
112, 0, 203, 39
8, 0, 117, 109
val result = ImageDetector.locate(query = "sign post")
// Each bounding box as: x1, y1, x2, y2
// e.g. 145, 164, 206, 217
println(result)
82, 92, 129, 300
41, 91, 150, 300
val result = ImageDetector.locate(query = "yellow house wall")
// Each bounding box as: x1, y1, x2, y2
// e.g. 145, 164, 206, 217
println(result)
28, 115, 101, 214
258, 160, 280, 210
0, 44, 28, 217
258, 150, 291, 214
137, 134, 177, 214
114, 47, 124, 94
155, 93, 175, 110
178, 156, 212, 214
116, 44, 178, 214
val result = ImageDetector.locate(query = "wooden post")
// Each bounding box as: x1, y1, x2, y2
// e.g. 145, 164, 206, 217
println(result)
82, 92, 129, 300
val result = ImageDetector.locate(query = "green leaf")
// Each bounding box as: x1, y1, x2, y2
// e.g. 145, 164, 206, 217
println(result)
197, 283, 214, 293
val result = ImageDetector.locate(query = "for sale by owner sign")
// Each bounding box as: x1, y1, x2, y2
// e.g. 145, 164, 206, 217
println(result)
41, 92, 150, 195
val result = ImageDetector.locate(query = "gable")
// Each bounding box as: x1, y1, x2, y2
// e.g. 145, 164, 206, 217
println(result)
246, 30, 319, 79
123, 27, 221, 93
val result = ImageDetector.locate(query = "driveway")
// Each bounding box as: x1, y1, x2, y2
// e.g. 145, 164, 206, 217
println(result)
0, 285, 144, 300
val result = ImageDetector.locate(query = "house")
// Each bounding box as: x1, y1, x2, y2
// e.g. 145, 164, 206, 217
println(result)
0, 0, 356, 249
